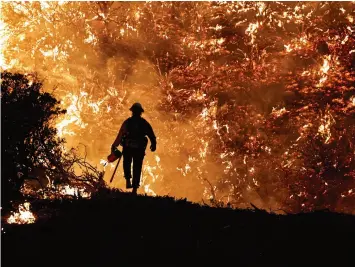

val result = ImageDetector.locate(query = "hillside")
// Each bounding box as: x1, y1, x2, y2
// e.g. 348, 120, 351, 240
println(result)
2, 190, 355, 266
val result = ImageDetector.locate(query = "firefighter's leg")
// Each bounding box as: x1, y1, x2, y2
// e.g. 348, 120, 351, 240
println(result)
122, 149, 133, 188
132, 152, 145, 189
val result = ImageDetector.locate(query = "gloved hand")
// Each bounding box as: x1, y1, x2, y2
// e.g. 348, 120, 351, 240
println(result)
150, 143, 156, 152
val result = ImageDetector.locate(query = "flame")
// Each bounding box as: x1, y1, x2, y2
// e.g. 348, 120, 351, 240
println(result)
55, 92, 89, 137
317, 55, 338, 87
58, 184, 91, 198
350, 96, 355, 107
318, 109, 335, 144
320, 56, 331, 74
7, 202, 36, 224
0, 7, 11, 69
284, 34, 310, 53
245, 21, 261, 44
271, 107, 288, 118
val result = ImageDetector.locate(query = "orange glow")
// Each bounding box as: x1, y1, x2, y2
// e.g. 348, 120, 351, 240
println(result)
1, 1, 354, 213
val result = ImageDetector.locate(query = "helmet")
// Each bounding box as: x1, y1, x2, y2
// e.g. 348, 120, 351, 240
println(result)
129, 102, 144, 113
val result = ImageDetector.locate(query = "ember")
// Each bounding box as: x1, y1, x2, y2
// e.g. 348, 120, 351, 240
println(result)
1, 1, 354, 213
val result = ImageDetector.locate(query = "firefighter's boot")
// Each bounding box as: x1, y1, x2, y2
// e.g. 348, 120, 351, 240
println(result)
132, 187, 137, 195
126, 179, 133, 189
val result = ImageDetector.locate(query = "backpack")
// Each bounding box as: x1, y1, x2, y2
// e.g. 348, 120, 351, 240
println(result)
123, 117, 148, 149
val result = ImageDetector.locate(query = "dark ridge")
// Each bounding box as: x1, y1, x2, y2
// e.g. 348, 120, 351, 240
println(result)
2, 189, 355, 266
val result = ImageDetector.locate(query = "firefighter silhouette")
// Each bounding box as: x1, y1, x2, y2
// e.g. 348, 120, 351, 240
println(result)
111, 103, 156, 194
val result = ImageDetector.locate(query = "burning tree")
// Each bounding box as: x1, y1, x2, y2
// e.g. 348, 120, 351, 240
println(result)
1, 1, 354, 213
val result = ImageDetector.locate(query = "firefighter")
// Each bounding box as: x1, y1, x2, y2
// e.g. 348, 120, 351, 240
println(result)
111, 103, 156, 194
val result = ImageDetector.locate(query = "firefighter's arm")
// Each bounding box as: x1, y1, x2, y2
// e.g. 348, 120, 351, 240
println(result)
111, 121, 128, 150
146, 122, 157, 151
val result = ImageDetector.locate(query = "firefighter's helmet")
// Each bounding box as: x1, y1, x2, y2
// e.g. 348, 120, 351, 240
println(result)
129, 102, 144, 113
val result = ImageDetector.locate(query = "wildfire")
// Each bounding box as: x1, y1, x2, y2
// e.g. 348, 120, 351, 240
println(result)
318, 55, 332, 86
1, 1, 355, 213
318, 109, 335, 144
0, 7, 11, 69
284, 34, 310, 53
351, 96, 355, 107
245, 21, 261, 44
271, 107, 288, 118
58, 185, 91, 198
7, 202, 36, 224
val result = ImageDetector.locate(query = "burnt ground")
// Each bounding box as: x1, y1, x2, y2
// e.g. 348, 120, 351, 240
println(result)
2, 189, 355, 266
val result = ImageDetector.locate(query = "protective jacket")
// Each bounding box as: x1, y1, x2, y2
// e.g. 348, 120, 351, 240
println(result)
112, 116, 156, 150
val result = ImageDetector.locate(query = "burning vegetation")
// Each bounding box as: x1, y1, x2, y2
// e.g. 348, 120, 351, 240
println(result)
1, 1, 355, 214
7, 202, 36, 224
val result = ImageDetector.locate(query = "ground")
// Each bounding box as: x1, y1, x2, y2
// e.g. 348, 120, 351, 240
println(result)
2, 190, 355, 266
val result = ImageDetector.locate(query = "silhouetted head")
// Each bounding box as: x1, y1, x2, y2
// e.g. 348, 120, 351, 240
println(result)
129, 102, 144, 116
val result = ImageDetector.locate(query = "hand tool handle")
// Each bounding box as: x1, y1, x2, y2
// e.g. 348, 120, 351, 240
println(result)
110, 156, 122, 183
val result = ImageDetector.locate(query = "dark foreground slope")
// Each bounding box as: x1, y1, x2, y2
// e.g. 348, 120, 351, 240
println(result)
2, 190, 355, 266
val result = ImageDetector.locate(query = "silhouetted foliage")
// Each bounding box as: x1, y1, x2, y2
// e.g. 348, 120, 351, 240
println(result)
1, 72, 65, 205
1, 72, 105, 208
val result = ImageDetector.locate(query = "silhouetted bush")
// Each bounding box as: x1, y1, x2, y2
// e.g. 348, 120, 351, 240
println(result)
1, 72, 65, 204
1, 72, 104, 208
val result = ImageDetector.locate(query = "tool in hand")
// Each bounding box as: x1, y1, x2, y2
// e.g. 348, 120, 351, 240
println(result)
107, 147, 122, 183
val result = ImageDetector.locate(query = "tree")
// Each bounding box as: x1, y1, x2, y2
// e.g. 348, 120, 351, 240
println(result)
1, 72, 64, 204
1, 72, 104, 208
